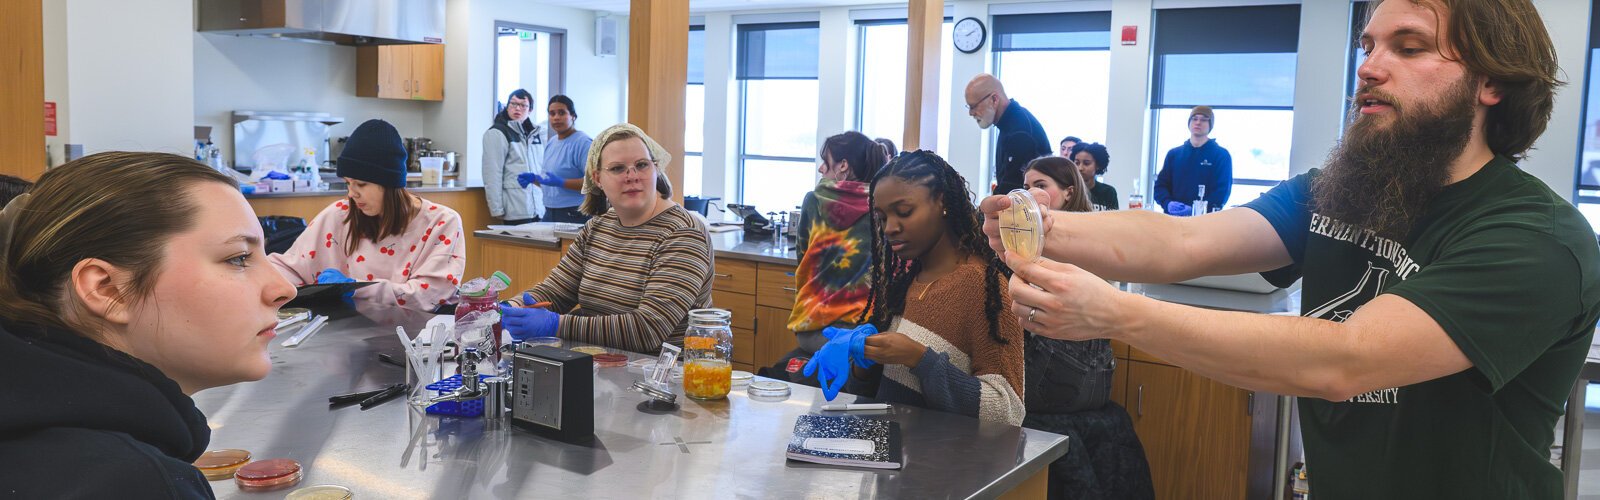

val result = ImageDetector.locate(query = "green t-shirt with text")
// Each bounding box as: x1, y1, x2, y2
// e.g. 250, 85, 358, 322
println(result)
1245, 157, 1600, 498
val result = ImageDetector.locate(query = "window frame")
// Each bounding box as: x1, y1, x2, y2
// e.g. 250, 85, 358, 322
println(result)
735, 22, 821, 208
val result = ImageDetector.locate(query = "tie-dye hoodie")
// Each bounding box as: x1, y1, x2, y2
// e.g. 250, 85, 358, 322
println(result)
786, 179, 873, 332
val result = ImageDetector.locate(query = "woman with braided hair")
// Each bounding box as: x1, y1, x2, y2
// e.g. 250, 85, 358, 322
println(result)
850, 150, 1026, 425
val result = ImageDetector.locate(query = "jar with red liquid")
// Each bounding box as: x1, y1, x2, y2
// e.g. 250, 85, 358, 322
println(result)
455, 271, 512, 367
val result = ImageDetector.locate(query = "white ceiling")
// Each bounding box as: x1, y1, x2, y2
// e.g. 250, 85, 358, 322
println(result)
533, 0, 898, 15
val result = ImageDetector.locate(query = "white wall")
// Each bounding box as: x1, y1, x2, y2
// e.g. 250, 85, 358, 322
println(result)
46, 0, 195, 157
430, 0, 630, 185
1526, 0, 1592, 198
192, 34, 434, 162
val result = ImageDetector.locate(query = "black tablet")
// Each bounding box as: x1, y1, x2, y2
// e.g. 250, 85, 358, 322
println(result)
287, 281, 377, 306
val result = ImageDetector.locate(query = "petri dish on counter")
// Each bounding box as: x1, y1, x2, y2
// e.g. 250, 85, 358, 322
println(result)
747, 380, 791, 401
731, 370, 754, 387
593, 353, 628, 368
285, 485, 353, 500
193, 449, 252, 480
1000, 189, 1045, 263
234, 458, 303, 491
570, 346, 608, 356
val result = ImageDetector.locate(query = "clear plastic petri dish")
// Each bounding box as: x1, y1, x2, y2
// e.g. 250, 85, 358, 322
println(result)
747, 380, 791, 401
193, 449, 252, 481
285, 484, 353, 500
234, 458, 303, 491
1001, 188, 1045, 263
731, 370, 754, 387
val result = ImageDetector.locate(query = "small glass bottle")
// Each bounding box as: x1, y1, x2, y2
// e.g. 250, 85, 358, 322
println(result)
1193, 184, 1208, 216
1127, 183, 1145, 211
682, 309, 733, 400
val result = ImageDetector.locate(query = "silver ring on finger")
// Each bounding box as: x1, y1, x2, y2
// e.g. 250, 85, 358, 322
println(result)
1027, 307, 1038, 323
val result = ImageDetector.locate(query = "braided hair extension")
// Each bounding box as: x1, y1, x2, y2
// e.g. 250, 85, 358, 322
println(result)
860, 150, 1010, 345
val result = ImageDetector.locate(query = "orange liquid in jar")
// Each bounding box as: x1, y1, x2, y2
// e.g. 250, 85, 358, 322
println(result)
684, 359, 732, 400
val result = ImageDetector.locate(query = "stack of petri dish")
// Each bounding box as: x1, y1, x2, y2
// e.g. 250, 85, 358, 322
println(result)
234, 458, 303, 491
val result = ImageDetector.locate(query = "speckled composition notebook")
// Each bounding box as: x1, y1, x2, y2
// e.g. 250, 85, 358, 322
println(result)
785, 415, 902, 470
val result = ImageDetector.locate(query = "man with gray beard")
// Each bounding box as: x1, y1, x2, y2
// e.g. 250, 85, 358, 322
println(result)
980, 0, 1600, 497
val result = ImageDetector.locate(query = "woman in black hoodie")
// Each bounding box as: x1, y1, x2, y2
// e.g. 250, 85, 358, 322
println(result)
0, 152, 296, 499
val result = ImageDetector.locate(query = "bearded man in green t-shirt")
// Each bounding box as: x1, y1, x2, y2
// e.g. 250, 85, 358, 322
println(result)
981, 0, 1600, 497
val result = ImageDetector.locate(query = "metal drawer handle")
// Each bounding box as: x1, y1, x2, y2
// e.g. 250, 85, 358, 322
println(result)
781, 287, 797, 292
714, 273, 732, 279
1137, 384, 1144, 417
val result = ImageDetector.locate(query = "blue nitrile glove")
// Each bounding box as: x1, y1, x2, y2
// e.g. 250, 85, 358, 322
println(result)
535, 172, 567, 189
1166, 201, 1192, 217
317, 268, 355, 284
516, 172, 538, 188
264, 171, 292, 180
499, 293, 560, 341
802, 338, 852, 400
822, 324, 880, 369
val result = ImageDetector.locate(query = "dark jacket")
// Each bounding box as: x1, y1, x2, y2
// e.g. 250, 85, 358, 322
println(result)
993, 99, 1053, 195
0, 319, 214, 499
1154, 138, 1232, 212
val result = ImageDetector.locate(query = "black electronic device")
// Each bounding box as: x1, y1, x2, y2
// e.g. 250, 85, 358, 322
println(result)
727, 203, 772, 236
510, 345, 595, 444
286, 281, 376, 307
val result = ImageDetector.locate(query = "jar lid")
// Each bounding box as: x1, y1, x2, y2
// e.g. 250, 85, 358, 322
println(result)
688, 308, 732, 326
1000, 188, 1045, 263
286, 485, 353, 500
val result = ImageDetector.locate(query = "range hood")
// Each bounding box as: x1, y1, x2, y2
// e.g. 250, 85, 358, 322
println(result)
198, 0, 444, 45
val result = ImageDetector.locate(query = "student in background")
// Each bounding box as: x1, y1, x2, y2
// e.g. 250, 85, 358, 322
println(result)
483, 89, 545, 225
528, 95, 594, 223
765, 131, 886, 386
1153, 106, 1231, 215
965, 73, 1051, 195
0, 152, 295, 497
269, 119, 466, 311
1071, 143, 1119, 211
1024, 156, 1092, 213
813, 151, 1025, 425
499, 123, 714, 354
875, 137, 898, 162
1058, 136, 1081, 158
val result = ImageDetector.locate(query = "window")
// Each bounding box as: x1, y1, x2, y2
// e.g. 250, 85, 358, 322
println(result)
991, 11, 1112, 184
1345, 1, 1371, 125
1151, 5, 1300, 209
854, 19, 954, 155
736, 22, 820, 213
684, 26, 705, 197
1575, 2, 1600, 232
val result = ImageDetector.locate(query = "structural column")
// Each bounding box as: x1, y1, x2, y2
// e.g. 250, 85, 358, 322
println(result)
628, 0, 690, 203
901, 0, 943, 152
2, 0, 46, 179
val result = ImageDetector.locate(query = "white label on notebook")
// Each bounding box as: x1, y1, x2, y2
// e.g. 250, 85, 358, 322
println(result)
803, 438, 875, 455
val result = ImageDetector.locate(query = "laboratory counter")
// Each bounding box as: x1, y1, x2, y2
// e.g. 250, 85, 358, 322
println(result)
191, 303, 1067, 499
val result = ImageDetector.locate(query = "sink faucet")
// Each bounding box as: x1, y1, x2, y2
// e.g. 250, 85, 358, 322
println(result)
429, 347, 485, 403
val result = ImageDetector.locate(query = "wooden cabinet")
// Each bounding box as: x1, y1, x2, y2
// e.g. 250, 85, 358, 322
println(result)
710, 258, 758, 295
1126, 360, 1253, 499
477, 239, 562, 296
755, 305, 798, 369
755, 263, 798, 309
357, 44, 444, 101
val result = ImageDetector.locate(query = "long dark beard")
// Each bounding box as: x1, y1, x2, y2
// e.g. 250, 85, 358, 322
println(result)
1312, 76, 1477, 240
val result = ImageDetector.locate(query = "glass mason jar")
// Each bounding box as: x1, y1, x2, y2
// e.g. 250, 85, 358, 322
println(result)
682, 308, 733, 400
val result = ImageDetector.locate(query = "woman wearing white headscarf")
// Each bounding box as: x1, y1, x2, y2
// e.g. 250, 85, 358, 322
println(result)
498, 124, 714, 354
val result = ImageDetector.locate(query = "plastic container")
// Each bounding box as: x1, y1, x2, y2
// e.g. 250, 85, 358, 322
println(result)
193, 449, 252, 480
286, 485, 353, 500
747, 380, 791, 401
455, 271, 512, 365
682, 309, 733, 400
1000, 189, 1045, 262
234, 458, 302, 491
420, 157, 445, 185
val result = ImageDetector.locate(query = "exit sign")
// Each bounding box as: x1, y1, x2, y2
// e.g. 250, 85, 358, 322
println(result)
518, 30, 534, 41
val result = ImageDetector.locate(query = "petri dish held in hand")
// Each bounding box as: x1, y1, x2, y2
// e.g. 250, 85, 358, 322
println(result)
193, 449, 252, 480
234, 458, 303, 491
1000, 189, 1045, 262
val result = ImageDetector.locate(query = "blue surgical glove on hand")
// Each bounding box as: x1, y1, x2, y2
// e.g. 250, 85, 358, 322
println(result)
516, 172, 538, 188
823, 324, 879, 369
316, 268, 355, 284
1166, 201, 1192, 217
499, 292, 560, 341
535, 172, 566, 189
802, 337, 853, 400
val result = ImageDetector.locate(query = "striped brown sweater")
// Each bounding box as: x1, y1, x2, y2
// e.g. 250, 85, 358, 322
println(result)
517, 205, 714, 353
